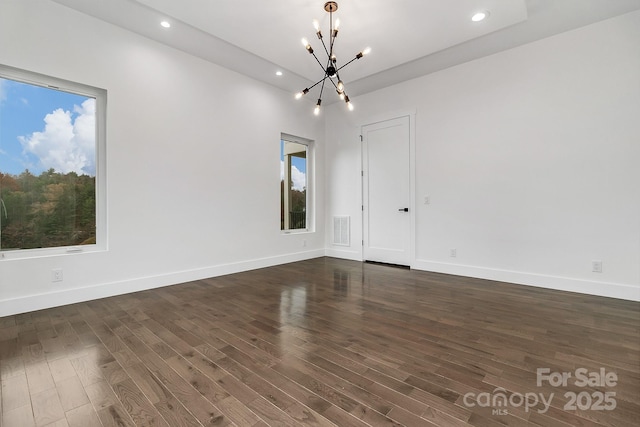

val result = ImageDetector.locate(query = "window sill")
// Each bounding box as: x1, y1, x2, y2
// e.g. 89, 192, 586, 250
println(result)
0, 245, 105, 261
281, 229, 313, 235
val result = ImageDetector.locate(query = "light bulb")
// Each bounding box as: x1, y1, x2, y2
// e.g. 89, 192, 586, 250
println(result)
344, 95, 353, 110
356, 47, 371, 60
313, 19, 322, 38
296, 88, 310, 99
334, 18, 340, 30
339, 93, 345, 100
314, 105, 320, 115
337, 80, 344, 93
301, 38, 313, 53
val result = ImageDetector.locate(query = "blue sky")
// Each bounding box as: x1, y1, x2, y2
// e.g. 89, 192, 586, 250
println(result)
0, 77, 96, 177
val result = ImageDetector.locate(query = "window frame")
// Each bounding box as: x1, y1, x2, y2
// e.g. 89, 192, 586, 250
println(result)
281, 133, 314, 234
0, 64, 107, 259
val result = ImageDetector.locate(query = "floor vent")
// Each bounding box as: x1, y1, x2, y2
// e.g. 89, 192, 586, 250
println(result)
333, 216, 350, 246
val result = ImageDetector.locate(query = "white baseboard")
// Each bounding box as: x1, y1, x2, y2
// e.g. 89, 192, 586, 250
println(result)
0, 249, 325, 317
4, 252, 635, 317
413, 259, 640, 302
324, 247, 362, 261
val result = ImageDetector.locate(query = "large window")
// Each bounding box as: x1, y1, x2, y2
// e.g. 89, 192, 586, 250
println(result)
280, 134, 312, 232
0, 65, 106, 257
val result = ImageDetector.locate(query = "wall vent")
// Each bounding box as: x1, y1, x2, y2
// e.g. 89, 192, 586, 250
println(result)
333, 216, 350, 246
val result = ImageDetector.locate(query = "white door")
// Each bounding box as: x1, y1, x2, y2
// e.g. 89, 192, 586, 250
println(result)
362, 115, 411, 266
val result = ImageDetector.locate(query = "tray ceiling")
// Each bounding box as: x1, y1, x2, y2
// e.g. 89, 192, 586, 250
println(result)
51, 0, 640, 101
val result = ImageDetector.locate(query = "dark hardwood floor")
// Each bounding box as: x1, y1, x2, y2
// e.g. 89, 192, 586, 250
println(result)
1, 257, 638, 426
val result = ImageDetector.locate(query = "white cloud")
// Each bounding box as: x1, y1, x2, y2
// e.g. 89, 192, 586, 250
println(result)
291, 165, 306, 191
280, 160, 306, 191
19, 98, 96, 176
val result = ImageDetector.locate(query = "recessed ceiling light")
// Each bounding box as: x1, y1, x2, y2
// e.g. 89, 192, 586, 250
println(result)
276, 71, 283, 76
471, 11, 489, 22
160, 20, 171, 28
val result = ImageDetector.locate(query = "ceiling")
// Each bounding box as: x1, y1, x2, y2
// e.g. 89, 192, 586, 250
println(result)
51, 0, 640, 103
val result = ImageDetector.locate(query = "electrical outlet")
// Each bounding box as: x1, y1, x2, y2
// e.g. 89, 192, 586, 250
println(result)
52, 268, 63, 282
592, 260, 602, 273
450, 248, 457, 258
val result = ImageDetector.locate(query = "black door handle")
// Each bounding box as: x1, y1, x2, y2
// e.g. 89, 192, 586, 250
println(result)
398, 208, 409, 212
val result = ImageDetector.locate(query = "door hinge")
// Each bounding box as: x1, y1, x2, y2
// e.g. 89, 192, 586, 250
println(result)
362, 205, 364, 211
359, 135, 363, 142
362, 239, 364, 246
361, 170, 364, 177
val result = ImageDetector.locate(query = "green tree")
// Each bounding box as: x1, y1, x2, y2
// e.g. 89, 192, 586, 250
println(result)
0, 169, 95, 250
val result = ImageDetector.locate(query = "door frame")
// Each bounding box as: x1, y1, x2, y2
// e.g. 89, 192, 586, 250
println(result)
360, 110, 416, 267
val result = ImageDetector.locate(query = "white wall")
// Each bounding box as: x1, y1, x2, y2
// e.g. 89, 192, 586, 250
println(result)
0, 0, 325, 316
1, 4, 637, 315
325, 11, 640, 301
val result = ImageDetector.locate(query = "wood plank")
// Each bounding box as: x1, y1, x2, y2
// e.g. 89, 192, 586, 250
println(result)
31, 387, 65, 426
55, 375, 90, 412
1, 373, 30, 412
135, 349, 232, 426
96, 404, 136, 427
84, 380, 119, 411
110, 378, 169, 427
65, 402, 102, 427
69, 355, 103, 388
165, 355, 230, 404
147, 370, 204, 427
48, 358, 77, 384
0, 357, 25, 380
2, 404, 36, 427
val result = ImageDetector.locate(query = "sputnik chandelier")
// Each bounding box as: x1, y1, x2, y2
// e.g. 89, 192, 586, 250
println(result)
295, 1, 370, 115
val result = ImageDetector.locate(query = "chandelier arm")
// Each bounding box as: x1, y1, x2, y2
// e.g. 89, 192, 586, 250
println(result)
319, 34, 331, 58
318, 75, 328, 99
324, 53, 334, 78
329, 33, 336, 58
309, 50, 329, 74
304, 74, 331, 93
326, 76, 339, 91
334, 55, 361, 74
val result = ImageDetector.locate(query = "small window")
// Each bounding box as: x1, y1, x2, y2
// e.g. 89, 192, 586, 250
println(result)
281, 134, 312, 231
0, 64, 106, 256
